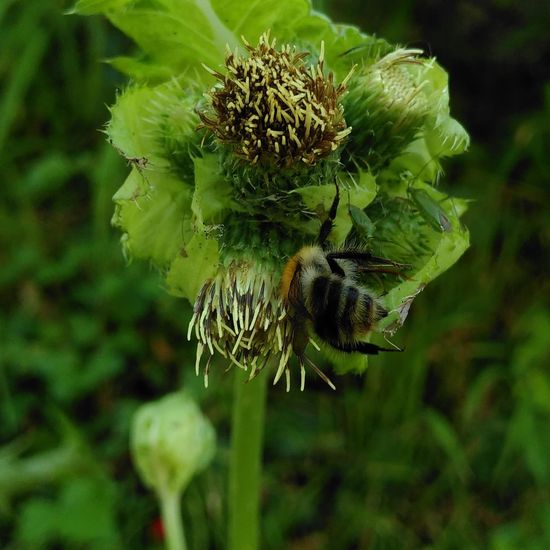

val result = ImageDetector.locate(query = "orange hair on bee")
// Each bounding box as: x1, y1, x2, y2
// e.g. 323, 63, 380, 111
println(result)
281, 246, 326, 304
280, 253, 300, 303
281, 245, 331, 314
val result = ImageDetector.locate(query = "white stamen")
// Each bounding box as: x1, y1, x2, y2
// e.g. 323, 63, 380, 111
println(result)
187, 312, 197, 341
195, 343, 204, 376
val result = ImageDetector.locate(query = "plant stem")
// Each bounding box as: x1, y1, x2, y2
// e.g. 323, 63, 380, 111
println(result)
159, 488, 187, 550
228, 369, 268, 550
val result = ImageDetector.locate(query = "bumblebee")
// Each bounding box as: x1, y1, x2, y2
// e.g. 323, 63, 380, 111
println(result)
280, 184, 402, 384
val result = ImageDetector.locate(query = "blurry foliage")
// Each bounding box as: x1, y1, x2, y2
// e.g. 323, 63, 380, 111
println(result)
0, 0, 549, 549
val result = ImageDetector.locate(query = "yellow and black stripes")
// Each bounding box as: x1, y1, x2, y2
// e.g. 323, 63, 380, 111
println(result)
307, 274, 383, 342
280, 244, 401, 358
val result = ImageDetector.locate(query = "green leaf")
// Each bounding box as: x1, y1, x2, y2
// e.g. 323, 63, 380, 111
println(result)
75, 0, 355, 86
16, 477, 119, 547
106, 85, 166, 167
294, 169, 377, 246
80, 344, 124, 392
462, 367, 503, 425
107, 80, 201, 171
381, 138, 442, 184
425, 116, 470, 158
68, 0, 133, 15
106, 56, 174, 83
165, 233, 219, 302
293, 17, 387, 81
363, 179, 470, 334
20, 152, 84, 200
415, 59, 470, 157
381, 225, 468, 331
60, 478, 119, 542
192, 154, 238, 227
106, 7, 228, 74
506, 407, 550, 485
413, 59, 451, 116
16, 498, 58, 545
211, 0, 310, 44
112, 168, 193, 267
424, 409, 469, 483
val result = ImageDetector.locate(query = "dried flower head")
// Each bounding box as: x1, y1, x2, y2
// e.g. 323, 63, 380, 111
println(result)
199, 32, 353, 167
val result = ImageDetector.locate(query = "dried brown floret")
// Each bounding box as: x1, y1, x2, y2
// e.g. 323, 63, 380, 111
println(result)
199, 32, 352, 167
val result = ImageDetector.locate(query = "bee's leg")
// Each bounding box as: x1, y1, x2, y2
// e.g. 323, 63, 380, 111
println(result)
326, 256, 346, 277
355, 341, 403, 354
330, 340, 403, 355
318, 181, 340, 249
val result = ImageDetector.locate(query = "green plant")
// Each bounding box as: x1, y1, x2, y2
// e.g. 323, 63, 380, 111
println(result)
71, 1, 470, 548
2, 0, 547, 548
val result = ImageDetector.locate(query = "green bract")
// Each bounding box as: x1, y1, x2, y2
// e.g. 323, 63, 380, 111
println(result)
131, 392, 215, 495
74, 0, 469, 383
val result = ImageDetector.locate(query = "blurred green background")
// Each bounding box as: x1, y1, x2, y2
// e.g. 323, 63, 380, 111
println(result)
1, 0, 549, 548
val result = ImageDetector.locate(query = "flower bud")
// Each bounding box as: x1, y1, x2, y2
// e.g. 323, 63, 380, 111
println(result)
130, 392, 215, 495
344, 49, 430, 169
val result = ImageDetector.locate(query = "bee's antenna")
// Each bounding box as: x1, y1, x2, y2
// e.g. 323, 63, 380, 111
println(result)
318, 177, 340, 248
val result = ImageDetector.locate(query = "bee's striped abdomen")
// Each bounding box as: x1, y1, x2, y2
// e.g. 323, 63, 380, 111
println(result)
310, 275, 340, 340
307, 274, 378, 342
340, 284, 360, 336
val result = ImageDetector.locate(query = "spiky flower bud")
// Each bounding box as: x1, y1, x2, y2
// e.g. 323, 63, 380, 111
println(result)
131, 392, 215, 495
199, 33, 352, 167
344, 49, 431, 168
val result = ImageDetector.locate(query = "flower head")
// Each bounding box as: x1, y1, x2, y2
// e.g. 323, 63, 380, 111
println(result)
199, 33, 352, 167
188, 262, 293, 388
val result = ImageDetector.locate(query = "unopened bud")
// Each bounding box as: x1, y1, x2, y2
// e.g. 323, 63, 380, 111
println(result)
130, 392, 215, 495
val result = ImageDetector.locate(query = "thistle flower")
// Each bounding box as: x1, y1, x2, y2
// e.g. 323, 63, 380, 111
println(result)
187, 263, 292, 388
74, 0, 470, 389
199, 33, 352, 167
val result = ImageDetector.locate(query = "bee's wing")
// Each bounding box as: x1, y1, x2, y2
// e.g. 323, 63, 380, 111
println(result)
326, 251, 409, 275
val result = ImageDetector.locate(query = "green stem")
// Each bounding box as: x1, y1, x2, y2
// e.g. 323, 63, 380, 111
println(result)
228, 369, 268, 550
159, 488, 187, 550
